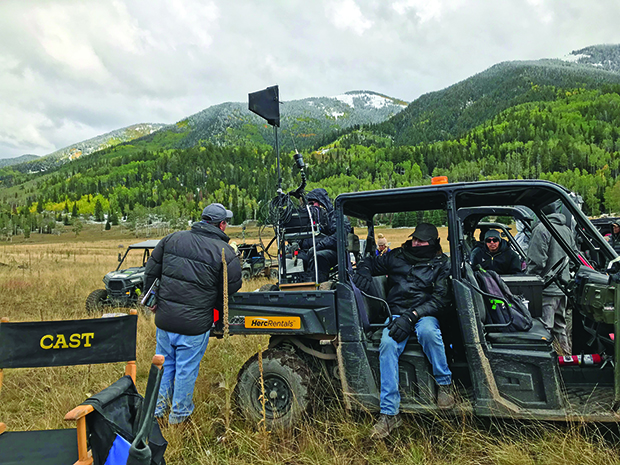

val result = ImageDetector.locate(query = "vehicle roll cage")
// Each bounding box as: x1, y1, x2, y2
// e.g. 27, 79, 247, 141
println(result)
335, 180, 616, 282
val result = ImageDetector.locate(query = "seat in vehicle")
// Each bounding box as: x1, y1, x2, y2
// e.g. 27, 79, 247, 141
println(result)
463, 263, 551, 348
501, 274, 544, 318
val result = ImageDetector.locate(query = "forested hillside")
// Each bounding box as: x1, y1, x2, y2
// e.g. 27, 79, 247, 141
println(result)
369, 59, 620, 147
0, 154, 39, 168
4, 48, 620, 238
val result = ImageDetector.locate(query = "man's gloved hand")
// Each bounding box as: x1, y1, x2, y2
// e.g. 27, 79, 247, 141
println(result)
608, 259, 620, 275
352, 272, 372, 292
295, 250, 307, 263
388, 312, 419, 343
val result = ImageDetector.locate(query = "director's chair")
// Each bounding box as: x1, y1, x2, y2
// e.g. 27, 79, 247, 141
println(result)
0, 310, 141, 465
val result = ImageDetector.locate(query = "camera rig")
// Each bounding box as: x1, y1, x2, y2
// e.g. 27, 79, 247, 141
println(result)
267, 152, 325, 285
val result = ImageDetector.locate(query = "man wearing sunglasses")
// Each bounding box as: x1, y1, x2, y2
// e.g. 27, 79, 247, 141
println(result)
471, 229, 522, 275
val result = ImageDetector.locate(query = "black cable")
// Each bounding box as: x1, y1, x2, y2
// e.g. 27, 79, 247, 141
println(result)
269, 193, 294, 227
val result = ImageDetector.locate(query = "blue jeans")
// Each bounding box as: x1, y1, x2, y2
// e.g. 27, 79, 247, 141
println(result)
379, 316, 452, 415
154, 328, 210, 424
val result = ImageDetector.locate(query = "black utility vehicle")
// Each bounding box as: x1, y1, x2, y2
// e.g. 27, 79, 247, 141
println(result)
591, 217, 620, 237
85, 240, 159, 313
222, 180, 620, 429
238, 243, 277, 280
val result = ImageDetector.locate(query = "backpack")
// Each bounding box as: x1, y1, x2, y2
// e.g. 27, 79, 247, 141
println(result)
475, 268, 533, 332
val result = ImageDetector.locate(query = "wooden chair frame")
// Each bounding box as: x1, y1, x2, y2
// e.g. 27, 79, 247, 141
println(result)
0, 309, 139, 465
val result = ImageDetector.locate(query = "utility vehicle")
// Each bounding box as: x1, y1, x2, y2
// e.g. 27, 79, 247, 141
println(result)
85, 240, 159, 313
237, 243, 277, 281
219, 180, 620, 429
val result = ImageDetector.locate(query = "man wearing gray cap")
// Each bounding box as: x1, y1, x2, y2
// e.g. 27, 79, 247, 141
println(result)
145, 202, 242, 425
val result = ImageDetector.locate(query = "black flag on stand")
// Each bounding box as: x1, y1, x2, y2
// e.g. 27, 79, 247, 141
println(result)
249, 85, 280, 127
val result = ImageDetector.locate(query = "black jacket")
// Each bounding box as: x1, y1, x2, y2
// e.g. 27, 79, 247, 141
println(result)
470, 239, 522, 274
354, 247, 452, 318
304, 188, 352, 252
145, 222, 242, 335
610, 232, 620, 255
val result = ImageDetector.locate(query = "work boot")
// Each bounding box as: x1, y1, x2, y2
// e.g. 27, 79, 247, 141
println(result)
370, 413, 402, 439
437, 384, 456, 409
557, 334, 571, 356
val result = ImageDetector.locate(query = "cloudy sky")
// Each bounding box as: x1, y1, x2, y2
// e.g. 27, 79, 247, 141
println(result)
1, 0, 620, 160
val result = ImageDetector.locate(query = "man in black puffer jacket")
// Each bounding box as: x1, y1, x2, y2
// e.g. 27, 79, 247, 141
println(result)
145, 203, 242, 425
471, 229, 523, 274
353, 223, 454, 439
299, 188, 352, 283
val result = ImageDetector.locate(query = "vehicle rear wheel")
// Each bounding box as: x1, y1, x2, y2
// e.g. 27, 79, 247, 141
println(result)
270, 268, 278, 280
85, 289, 108, 313
234, 349, 314, 430
242, 269, 252, 281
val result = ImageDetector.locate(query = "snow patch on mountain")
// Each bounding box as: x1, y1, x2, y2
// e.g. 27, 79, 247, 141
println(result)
333, 91, 407, 109
560, 53, 591, 63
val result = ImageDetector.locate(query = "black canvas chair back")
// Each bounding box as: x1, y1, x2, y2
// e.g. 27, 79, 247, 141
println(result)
0, 311, 138, 465
81, 355, 167, 465
0, 313, 137, 370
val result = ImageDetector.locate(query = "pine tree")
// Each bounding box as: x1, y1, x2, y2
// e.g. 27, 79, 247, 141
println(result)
109, 210, 119, 226
94, 199, 104, 222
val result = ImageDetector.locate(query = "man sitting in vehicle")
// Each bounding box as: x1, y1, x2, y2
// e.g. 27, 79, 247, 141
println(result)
299, 188, 352, 283
471, 229, 523, 274
606, 221, 620, 255
352, 223, 454, 439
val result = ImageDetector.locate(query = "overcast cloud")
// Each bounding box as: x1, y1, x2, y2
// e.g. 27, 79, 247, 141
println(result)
1, 0, 620, 159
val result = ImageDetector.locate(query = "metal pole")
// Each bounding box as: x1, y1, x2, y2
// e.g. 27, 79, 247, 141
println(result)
274, 126, 281, 192
615, 282, 620, 409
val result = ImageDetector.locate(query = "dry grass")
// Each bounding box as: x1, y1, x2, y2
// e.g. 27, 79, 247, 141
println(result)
0, 226, 619, 464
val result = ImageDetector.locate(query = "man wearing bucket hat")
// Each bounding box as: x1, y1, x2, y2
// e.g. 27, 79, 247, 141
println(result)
353, 223, 454, 439
145, 202, 242, 425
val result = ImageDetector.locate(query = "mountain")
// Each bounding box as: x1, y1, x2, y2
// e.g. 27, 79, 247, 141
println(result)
20, 123, 167, 173
136, 90, 408, 153
561, 44, 620, 74
0, 154, 39, 168
368, 46, 620, 147
6, 91, 406, 175
7, 45, 620, 230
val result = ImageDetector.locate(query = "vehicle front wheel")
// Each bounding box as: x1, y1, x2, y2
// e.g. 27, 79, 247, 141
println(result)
234, 349, 314, 430
242, 269, 252, 281
85, 289, 108, 313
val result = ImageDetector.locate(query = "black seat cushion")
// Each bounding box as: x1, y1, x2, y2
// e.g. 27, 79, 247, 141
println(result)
363, 275, 390, 324
486, 319, 551, 345
0, 429, 78, 465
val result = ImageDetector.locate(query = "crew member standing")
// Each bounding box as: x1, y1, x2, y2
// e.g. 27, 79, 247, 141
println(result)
376, 234, 391, 256
145, 202, 242, 425
527, 201, 575, 355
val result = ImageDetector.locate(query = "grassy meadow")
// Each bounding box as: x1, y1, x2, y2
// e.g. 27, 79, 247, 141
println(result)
0, 224, 619, 464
